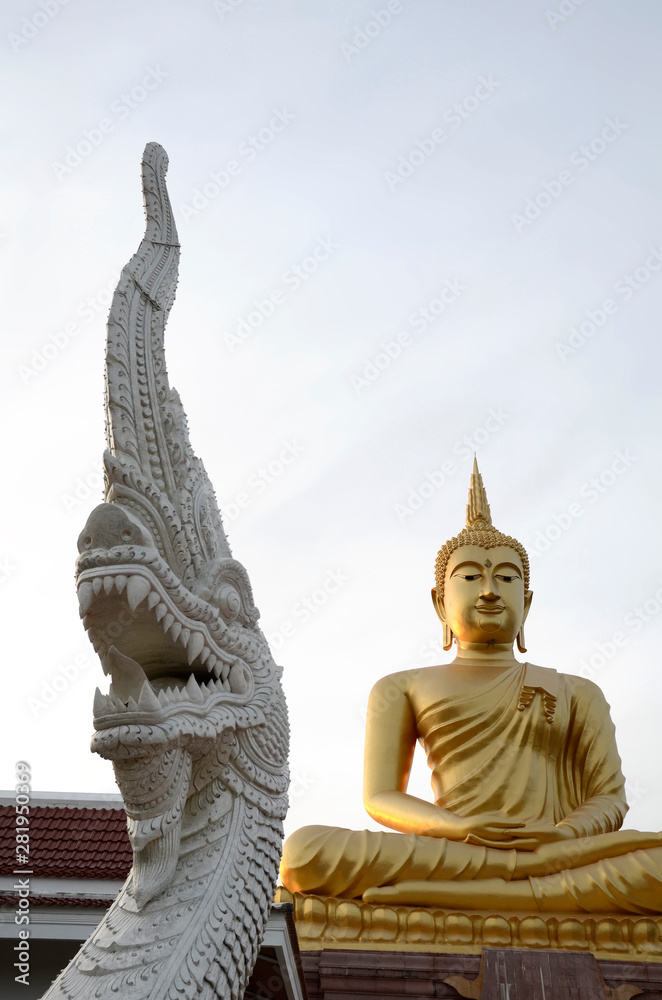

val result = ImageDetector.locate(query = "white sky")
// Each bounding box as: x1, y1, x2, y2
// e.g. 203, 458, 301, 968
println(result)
1, 0, 661, 840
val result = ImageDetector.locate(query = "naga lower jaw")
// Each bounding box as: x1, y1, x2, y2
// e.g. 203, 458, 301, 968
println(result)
92, 643, 247, 725
77, 563, 254, 725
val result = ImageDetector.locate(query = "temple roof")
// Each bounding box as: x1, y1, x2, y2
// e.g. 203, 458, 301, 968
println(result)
0, 801, 131, 880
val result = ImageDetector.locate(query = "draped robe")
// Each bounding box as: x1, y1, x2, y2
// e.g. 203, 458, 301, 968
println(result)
419, 662, 626, 836
280, 663, 662, 913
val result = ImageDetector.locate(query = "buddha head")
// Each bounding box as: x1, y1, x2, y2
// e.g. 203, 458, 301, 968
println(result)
431, 459, 532, 651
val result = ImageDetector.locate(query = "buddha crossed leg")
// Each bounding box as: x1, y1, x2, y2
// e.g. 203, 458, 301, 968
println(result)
280, 461, 662, 915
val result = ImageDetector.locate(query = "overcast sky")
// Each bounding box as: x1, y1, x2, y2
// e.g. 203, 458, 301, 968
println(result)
1, 0, 661, 839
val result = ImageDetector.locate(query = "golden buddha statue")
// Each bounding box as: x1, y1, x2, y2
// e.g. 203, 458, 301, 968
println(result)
281, 461, 662, 915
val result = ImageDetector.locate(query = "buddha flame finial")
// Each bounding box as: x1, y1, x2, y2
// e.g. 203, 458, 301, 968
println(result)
466, 456, 492, 529
434, 459, 530, 599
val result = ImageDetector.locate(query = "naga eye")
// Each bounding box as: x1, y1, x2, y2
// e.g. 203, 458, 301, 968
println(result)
122, 529, 133, 541
218, 583, 241, 621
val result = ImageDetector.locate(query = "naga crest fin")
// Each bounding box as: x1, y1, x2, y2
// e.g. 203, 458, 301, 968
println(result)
104, 142, 231, 594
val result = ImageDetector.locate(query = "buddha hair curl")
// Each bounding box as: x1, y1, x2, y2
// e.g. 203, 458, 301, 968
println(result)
434, 528, 530, 600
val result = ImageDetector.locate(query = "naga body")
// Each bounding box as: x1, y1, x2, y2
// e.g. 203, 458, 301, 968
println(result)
43, 143, 288, 1000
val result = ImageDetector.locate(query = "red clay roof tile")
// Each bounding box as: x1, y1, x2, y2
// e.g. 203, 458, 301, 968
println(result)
0, 804, 131, 879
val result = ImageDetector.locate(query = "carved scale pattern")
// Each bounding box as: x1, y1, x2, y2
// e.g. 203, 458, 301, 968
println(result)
42, 144, 289, 1000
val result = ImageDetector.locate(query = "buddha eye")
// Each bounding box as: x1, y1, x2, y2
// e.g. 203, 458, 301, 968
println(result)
462, 574, 481, 581
497, 575, 515, 582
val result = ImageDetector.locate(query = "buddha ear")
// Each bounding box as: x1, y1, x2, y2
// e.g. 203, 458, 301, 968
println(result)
431, 589, 454, 650
431, 587, 446, 623
522, 589, 533, 625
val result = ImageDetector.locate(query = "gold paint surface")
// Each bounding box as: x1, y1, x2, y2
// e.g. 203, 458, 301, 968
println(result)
280, 464, 662, 922
276, 890, 662, 962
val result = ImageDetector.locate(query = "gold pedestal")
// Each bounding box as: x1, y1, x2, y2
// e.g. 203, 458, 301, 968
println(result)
275, 888, 662, 963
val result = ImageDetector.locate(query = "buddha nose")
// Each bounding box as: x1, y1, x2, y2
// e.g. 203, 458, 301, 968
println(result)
480, 576, 500, 600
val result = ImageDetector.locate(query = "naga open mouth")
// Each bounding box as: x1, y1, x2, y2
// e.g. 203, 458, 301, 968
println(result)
77, 563, 253, 725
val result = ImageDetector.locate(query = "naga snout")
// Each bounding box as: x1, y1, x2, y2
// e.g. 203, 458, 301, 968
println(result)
78, 504, 151, 552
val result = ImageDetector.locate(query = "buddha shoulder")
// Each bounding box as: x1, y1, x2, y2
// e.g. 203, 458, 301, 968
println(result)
560, 670, 615, 711
368, 668, 420, 707
367, 663, 460, 718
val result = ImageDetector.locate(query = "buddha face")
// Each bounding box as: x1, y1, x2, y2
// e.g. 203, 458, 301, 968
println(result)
433, 544, 532, 646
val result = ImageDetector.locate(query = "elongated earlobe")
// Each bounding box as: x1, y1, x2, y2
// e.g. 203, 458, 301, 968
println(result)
443, 622, 454, 651
516, 625, 527, 653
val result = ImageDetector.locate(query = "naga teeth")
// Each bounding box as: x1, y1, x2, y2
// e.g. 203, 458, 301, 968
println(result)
170, 622, 182, 642
108, 685, 127, 711
199, 647, 210, 665
147, 591, 160, 610
78, 582, 94, 617
126, 576, 151, 612
179, 628, 190, 647
126, 696, 139, 712
162, 613, 174, 633
229, 661, 249, 694
92, 577, 103, 596
93, 687, 114, 716
105, 645, 148, 703
88, 628, 103, 654
138, 680, 161, 711
115, 575, 128, 594
103, 577, 114, 595
186, 674, 204, 704
157, 689, 169, 707
155, 603, 167, 622
186, 633, 205, 666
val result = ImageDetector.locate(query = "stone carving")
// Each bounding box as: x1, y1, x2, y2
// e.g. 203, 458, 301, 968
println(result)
42, 143, 289, 1000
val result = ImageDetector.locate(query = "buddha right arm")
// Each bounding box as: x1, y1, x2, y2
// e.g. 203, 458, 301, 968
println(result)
365, 789, 522, 841
362, 674, 522, 842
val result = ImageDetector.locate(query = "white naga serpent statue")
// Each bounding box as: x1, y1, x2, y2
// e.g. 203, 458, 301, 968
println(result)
43, 143, 289, 1000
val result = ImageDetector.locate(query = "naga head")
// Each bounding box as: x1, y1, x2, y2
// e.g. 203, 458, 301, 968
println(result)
74, 143, 287, 910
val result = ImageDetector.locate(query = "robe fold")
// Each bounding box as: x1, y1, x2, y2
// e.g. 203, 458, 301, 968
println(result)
280, 663, 662, 912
